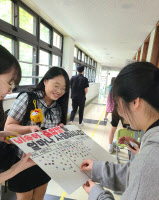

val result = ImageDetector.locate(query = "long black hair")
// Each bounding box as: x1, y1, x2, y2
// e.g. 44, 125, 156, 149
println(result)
111, 62, 159, 114
0, 45, 21, 129
0, 45, 21, 85
33, 67, 70, 125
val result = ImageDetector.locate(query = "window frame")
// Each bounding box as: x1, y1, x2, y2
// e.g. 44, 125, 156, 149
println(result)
0, 0, 63, 91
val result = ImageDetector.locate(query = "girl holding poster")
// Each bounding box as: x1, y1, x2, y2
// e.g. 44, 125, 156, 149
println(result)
5, 66, 69, 200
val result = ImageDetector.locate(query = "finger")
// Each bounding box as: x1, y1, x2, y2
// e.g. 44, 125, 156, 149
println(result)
134, 145, 139, 151
22, 152, 32, 161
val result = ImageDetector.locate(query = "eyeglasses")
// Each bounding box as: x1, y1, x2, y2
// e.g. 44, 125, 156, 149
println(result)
52, 85, 67, 94
0, 79, 15, 92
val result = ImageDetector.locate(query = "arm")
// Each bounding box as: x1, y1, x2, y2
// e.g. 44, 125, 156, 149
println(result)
4, 116, 42, 135
85, 87, 88, 95
92, 161, 130, 192
81, 159, 130, 192
0, 153, 35, 183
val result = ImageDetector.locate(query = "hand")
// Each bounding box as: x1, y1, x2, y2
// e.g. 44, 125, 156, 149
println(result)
28, 125, 43, 133
11, 153, 36, 174
58, 123, 64, 127
127, 144, 140, 155
83, 180, 96, 194
80, 159, 93, 172
118, 136, 139, 146
0, 131, 21, 144
118, 136, 140, 155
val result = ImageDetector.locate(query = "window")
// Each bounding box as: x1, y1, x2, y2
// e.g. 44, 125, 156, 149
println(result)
78, 50, 81, 60
52, 55, 61, 67
40, 23, 50, 44
73, 63, 77, 76
19, 7, 36, 35
53, 32, 62, 49
85, 55, 87, 63
19, 42, 36, 85
82, 52, 85, 62
87, 57, 90, 65
0, 35, 13, 53
0, 0, 13, 24
39, 50, 50, 78
74, 47, 77, 58
0, 0, 63, 90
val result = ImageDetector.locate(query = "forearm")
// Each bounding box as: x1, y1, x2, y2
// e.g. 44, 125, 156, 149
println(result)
0, 167, 16, 183
4, 124, 31, 135
92, 161, 130, 192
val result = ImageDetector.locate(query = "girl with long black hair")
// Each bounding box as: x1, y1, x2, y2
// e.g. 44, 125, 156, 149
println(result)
81, 62, 159, 200
5, 66, 69, 200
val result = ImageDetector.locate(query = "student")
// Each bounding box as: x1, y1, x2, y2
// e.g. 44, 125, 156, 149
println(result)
81, 62, 159, 200
104, 77, 115, 125
5, 67, 69, 200
0, 45, 35, 190
69, 65, 89, 127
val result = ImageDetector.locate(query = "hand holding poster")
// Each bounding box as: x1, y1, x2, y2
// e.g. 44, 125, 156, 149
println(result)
11, 125, 115, 194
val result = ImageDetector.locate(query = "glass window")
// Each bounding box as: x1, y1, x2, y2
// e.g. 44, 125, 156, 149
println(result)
90, 58, 92, 66
19, 7, 36, 35
82, 52, 85, 62
19, 42, 35, 85
85, 55, 87, 63
74, 47, 77, 58
73, 62, 77, 76
0, 35, 12, 53
87, 57, 90, 64
53, 32, 62, 49
52, 55, 61, 67
40, 23, 50, 44
78, 50, 81, 60
39, 50, 50, 78
0, 0, 12, 24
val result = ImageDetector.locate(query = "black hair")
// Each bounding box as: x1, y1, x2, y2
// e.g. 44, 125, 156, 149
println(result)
77, 65, 84, 73
0, 45, 21, 85
33, 67, 70, 125
110, 77, 116, 86
111, 62, 159, 112
0, 101, 4, 130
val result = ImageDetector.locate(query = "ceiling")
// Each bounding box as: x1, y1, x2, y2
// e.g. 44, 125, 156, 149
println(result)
29, 0, 159, 69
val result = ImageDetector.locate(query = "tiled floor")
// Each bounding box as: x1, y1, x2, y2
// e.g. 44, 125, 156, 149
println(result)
46, 93, 128, 200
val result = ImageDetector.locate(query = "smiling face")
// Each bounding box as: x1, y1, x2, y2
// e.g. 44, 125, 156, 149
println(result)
44, 75, 66, 104
0, 69, 15, 100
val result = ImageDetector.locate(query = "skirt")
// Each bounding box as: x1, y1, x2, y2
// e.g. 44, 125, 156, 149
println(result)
8, 157, 51, 193
106, 93, 114, 113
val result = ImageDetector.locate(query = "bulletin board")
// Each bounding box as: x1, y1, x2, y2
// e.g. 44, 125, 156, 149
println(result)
11, 125, 115, 194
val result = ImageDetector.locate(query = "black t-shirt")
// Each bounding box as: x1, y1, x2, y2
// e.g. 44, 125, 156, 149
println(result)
70, 74, 89, 99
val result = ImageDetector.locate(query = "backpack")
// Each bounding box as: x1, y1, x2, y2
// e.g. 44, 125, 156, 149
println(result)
16, 91, 38, 125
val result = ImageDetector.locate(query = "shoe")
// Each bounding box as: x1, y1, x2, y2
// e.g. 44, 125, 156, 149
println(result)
108, 145, 114, 154
68, 121, 73, 125
112, 141, 120, 152
79, 121, 84, 128
104, 118, 108, 126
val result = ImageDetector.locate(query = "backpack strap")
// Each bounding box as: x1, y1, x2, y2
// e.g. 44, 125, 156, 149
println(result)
17, 92, 38, 125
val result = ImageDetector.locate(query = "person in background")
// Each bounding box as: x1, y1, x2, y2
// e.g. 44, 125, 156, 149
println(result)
69, 65, 89, 127
5, 66, 69, 200
81, 62, 159, 200
104, 77, 115, 125
0, 45, 35, 195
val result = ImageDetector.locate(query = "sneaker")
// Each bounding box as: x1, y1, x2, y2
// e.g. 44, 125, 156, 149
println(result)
112, 141, 120, 152
108, 145, 114, 154
79, 121, 84, 128
68, 121, 73, 125
104, 118, 108, 126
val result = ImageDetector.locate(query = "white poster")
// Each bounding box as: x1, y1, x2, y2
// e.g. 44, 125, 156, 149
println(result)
11, 125, 115, 194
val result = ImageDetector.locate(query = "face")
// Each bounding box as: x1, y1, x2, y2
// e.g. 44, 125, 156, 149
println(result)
44, 75, 66, 101
117, 98, 135, 128
0, 69, 15, 100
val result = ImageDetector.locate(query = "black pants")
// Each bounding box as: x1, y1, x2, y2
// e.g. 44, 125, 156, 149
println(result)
70, 98, 85, 124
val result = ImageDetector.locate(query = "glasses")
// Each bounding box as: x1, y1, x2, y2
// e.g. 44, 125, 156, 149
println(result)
52, 85, 67, 94
0, 79, 15, 92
